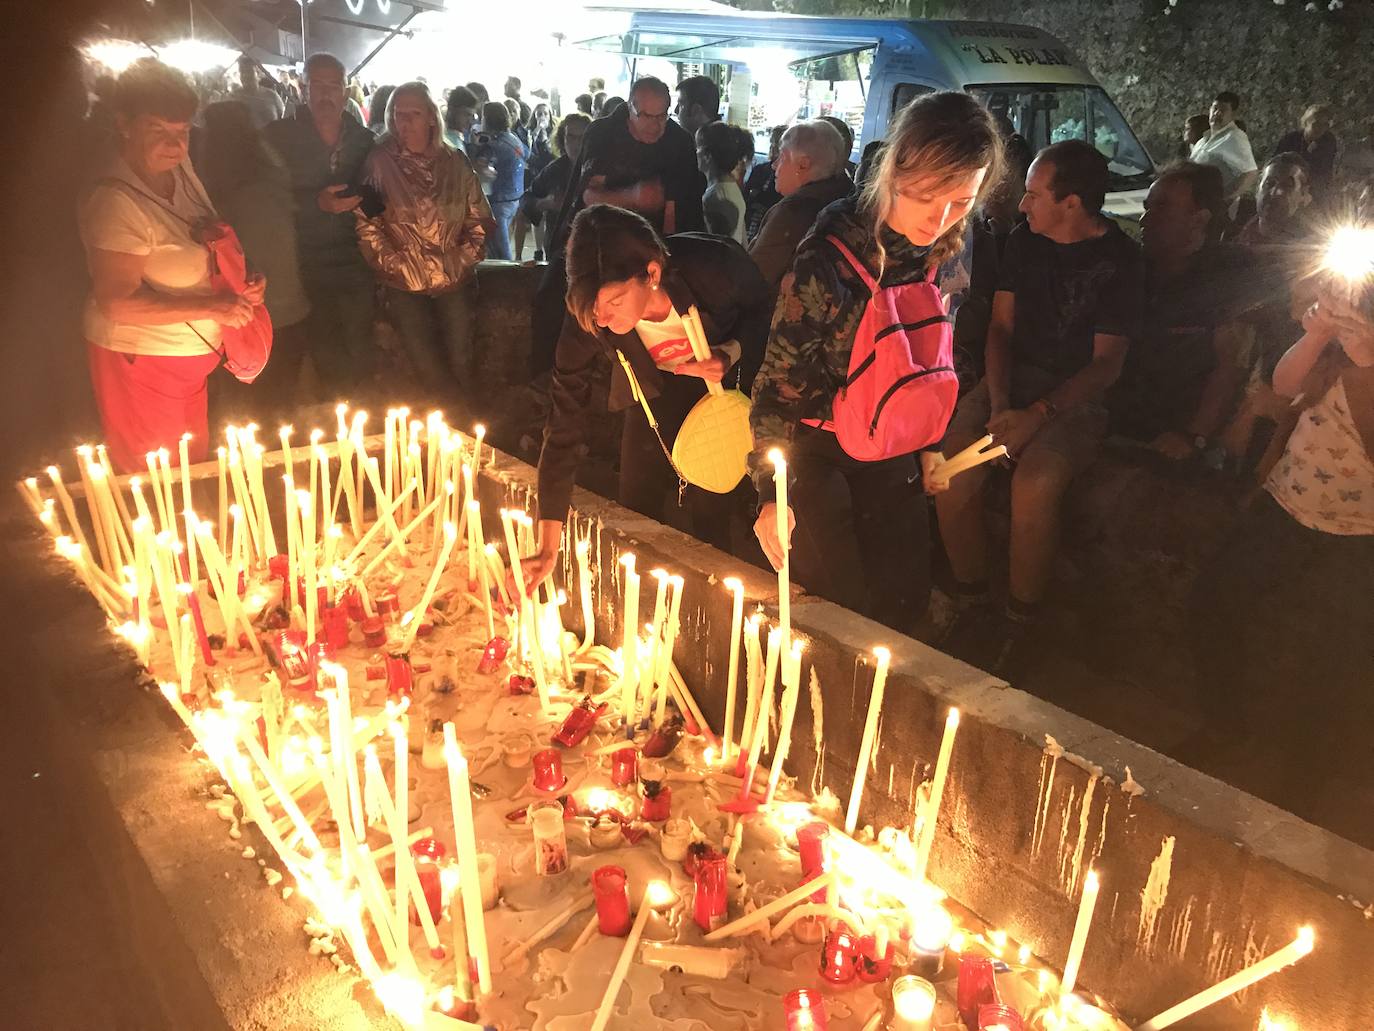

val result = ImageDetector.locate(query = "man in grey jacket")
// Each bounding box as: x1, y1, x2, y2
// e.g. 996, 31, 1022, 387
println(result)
748, 120, 853, 298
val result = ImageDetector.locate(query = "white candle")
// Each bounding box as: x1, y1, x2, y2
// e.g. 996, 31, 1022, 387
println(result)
589, 882, 659, 1031
1061, 869, 1100, 996
742, 626, 781, 778
653, 575, 684, 726
642, 570, 669, 722
721, 578, 745, 761
156, 449, 178, 541
704, 870, 836, 941
575, 538, 595, 653
363, 745, 443, 956
767, 448, 790, 658
501, 509, 548, 710
846, 647, 891, 836
278, 425, 296, 484
469, 501, 495, 640
619, 554, 640, 726
1135, 927, 1314, 1031
393, 718, 410, 938
471, 423, 486, 477
75, 448, 113, 575
443, 725, 492, 995
216, 446, 229, 554
737, 614, 764, 775
912, 708, 960, 887
766, 638, 805, 801
299, 489, 317, 644
403, 521, 457, 651
48, 464, 92, 555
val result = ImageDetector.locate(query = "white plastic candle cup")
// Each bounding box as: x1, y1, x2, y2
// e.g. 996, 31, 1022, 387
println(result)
502, 733, 533, 768
890, 975, 937, 1031
531, 803, 569, 877
590, 814, 623, 850
660, 819, 692, 862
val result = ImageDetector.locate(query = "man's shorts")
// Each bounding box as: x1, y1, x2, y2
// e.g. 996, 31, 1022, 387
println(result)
945, 377, 1109, 477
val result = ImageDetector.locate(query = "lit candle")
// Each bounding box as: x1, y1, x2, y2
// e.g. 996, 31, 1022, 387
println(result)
75, 447, 113, 575
912, 708, 960, 887
471, 423, 486, 476
443, 724, 492, 995
216, 446, 228, 554
721, 577, 745, 761
156, 449, 178, 540
740, 626, 781, 782
402, 521, 457, 652
392, 719, 411, 941
48, 464, 92, 555
468, 501, 494, 640
846, 646, 891, 835
278, 424, 296, 484
501, 509, 548, 710
619, 554, 640, 727
642, 570, 669, 722
890, 974, 936, 1031
782, 988, 828, 1031
362, 745, 443, 957
1060, 869, 1100, 996
736, 614, 763, 778
575, 538, 595, 653
299, 489, 317, 644
653, 575, 684, 726
589, 882, 660, 1031
767, 448, 790, 658
766, 638, 805, 801
1136, 927, 1315, 1031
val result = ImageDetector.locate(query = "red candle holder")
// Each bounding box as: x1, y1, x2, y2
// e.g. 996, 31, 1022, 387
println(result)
856, 933, 895, 982
377, 589, 401, 623
610, 747, 638, 787
642, 715, 684, 758
342, 586, 364, 622
640, 784, 672, 822
592, 865, 632, 936
508, 673, 536, 696
476, 635, 510, 674
783, 988, 829, 1031
268, 554, 289, 604
361, 615, 387, 648
385, 654, 413, 698
552, 698, 608, 747
274, 630, 314, 692
692, 852, 728, 932
323, 605, 350, 650
797, 822, 830, 901
977, 1005, 1024, 1031
531, 748, 567, 793
410, 837, 447, 926
819, 929, 862, 987
957, 956, 999, 1030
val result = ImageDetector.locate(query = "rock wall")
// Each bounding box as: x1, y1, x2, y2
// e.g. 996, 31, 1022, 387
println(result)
943, 0, 1374, 171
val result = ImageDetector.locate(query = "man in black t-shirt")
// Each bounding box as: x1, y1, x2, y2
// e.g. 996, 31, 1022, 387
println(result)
935, 140, 1144, 674
529, 77, 706, 377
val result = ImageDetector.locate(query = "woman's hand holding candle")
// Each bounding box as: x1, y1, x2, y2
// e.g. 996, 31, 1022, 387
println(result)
752, 502, 795, 573
515, 518, 563, 599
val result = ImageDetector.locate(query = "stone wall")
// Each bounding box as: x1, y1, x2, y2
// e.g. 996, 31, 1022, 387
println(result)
943, 0, 1374, 172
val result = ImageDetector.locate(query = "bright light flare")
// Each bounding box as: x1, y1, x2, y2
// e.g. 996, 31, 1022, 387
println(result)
1323, 225, 1374, 282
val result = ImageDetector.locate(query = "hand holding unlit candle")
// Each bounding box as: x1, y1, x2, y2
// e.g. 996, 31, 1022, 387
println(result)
928, 435, 1008, 488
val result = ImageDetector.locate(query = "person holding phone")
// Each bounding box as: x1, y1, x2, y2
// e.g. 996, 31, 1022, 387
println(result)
81, 59, 264, 472
264, 52, 377, 396
355, 82, 490, 410
1188, 275, 1374, 824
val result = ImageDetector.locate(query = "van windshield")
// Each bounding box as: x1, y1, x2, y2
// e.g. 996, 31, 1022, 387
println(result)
969, 84, 1155, 192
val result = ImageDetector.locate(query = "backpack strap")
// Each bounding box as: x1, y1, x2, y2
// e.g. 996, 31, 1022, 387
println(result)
825, 235, 878, 292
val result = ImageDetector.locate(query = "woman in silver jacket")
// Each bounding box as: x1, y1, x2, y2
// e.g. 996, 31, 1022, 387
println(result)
356, 81, 491, 407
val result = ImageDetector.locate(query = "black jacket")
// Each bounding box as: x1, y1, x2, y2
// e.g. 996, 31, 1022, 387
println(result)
536, 233, 771, 521
748, 173, 854, 297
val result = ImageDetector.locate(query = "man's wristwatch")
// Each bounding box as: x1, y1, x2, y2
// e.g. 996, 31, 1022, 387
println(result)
1191, 434, 1210, 453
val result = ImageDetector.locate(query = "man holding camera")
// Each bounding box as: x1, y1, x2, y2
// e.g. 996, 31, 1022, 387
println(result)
264, 52, 378, 395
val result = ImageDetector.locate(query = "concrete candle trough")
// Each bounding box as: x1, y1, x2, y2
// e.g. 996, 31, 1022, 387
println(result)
19, 426, 1372, 1030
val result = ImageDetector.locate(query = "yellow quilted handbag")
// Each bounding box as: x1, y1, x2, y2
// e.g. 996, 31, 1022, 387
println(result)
615, 305, 752, 496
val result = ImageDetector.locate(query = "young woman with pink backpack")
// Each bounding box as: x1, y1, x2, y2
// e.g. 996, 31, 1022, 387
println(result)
749, 92, 1005, 631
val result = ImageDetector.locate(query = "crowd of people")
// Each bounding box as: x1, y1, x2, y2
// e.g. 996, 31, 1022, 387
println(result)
77, 54, 1373, 817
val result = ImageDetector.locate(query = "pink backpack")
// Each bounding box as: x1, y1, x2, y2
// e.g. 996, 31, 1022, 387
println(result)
816, 235, 958, 462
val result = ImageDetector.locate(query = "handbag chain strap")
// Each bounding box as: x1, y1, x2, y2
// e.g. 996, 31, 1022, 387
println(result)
614, 348, 688, 505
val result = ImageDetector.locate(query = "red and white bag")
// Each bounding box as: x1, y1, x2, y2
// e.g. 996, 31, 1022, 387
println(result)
812, 235, 958, 461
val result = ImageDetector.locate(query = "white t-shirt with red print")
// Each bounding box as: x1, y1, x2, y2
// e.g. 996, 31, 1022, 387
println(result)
635, 305, 696, 372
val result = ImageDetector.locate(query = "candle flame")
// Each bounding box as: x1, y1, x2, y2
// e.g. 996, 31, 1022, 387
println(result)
1296, 925, 1315, 953
646, 880, 677, 909
1085, 869, 1100, 892
766, 447, 786, 466
947, 708, 961, 727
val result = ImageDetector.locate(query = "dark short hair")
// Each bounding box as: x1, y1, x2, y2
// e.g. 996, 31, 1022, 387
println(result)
574, 93, 593, 114
819, 115, 854, 154
696, 120, 752, 177
1214, 90, 1241, 111
1157, 160, 1225, 236
629, 77, 671, 108
1037, 139, 1109, 213
482, 100, 510, 133
565, 204, 670, 334
601, 96, 625, 117
114, 58, 199, 122
676, 75, 719, 117
1262, 151, 1312, 185
553, 112, 591, 156
304, 52, 345, 82
465, 81, 489, 104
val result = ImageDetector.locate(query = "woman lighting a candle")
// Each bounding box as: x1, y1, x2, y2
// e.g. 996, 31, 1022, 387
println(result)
518, 203, 771, 591
749, 92, 1005, 630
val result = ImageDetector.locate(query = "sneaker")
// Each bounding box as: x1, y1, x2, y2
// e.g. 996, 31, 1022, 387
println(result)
533, 249, 545, 262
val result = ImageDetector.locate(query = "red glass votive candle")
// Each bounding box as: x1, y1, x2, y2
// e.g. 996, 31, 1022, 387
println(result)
553, 699, 607, 747
610, 747, 638, 787
268, 554, 289, 602
342, 586, 364, 622
592, 865, 632, 936
856, 932, 894, 982
797, 821, 830, 901
476, 635, 510, 673
819, 929, 862, 986
410, 837, 447, 926
976, 1004, 1024, 1031
361, 615, 386, 648
783, 988, 829, 1031
692, 852, 728, 932
323, 605, 350, 650
377, 589, 401, 623
957, 956, 999, 1030
531, 748, 567, 793
385, 654, 413, 698
640, 784, 672, 822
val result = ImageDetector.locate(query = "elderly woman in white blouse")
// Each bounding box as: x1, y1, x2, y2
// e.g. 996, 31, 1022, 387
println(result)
81, 58, 261, 471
